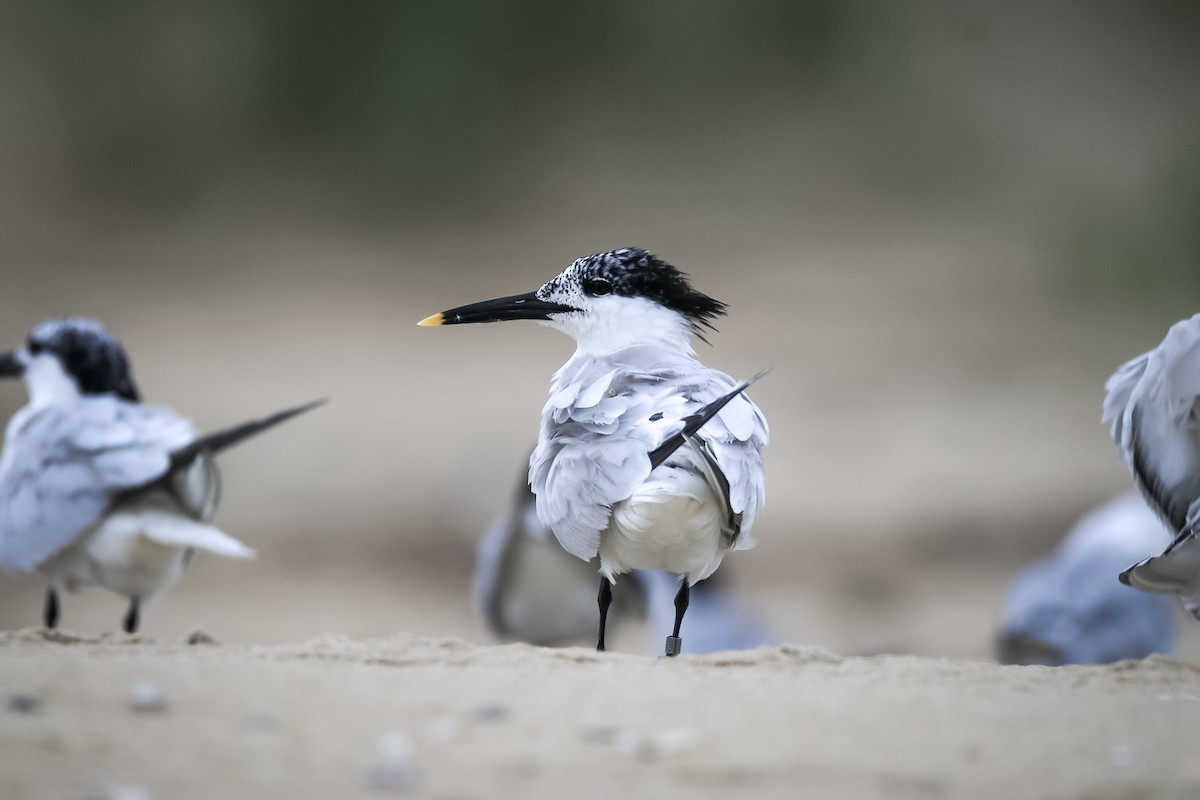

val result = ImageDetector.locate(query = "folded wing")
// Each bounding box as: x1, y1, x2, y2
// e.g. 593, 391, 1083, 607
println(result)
0, 398, 196, 572
530, 346, 768, 560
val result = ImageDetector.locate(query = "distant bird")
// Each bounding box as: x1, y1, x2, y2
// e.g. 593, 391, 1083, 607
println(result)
474, 460, 775, 653
473, 465, 646, 647
0, 317, 321, 632
1103, 313, 1200, 616
421, 248, 769, 655
997, 494, 1176, 665
637, 568, 775, 654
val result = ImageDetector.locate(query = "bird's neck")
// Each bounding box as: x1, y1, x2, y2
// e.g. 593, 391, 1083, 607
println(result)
554, 298, 698, 358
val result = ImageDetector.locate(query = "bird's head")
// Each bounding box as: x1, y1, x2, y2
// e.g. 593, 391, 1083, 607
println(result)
419, 248, 726, 355
0, 317, 140, 406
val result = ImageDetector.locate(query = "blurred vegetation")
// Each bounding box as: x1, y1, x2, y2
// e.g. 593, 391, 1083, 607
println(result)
0, 1, 868, 214
1056, 142, 1200, 315
0, 1, 1197, 320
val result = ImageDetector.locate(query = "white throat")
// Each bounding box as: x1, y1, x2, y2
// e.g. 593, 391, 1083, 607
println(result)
544, 296, 697, 357
22, 353, 83, 408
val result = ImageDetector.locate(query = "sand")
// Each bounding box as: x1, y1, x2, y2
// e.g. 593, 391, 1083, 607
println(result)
2, 628, 1199, 800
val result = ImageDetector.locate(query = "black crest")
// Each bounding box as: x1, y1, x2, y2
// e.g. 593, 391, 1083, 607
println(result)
576, 248, 727, 333
27, 317, 140, 401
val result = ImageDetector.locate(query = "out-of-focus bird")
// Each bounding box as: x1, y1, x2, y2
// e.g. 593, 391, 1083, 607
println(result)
997, 493, 1176, 665
1103, 313, 1200, 616
473, 466, 645, 647
474, 462, 775, 653
422, 248, 769, 655
0, 317, 321, 632
637, 568, 775, 654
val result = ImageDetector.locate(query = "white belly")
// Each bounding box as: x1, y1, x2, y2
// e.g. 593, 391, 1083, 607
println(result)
599, 464, 728, 582
38, 492, 253, 602
41, 515, 189, 601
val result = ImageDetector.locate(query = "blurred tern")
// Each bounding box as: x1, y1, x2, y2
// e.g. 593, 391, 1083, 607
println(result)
421, 248, 769, 656
997, 493, 1176, 665
474, 464, 645, 647
1103, 313, 1200, 616
0, 317, 322, 632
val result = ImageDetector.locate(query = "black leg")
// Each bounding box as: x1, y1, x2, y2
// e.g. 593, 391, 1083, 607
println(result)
596, 578, 613, 652
665, 581, 690, 657
43, 588, 59, 629
123, 598, 140, 634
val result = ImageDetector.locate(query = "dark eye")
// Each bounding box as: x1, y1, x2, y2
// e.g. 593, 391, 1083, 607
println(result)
26, 338, 43, 355
583, 277, 613, 296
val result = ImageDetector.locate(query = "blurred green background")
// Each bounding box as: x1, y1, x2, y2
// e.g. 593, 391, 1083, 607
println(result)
0, 1, 1197, 656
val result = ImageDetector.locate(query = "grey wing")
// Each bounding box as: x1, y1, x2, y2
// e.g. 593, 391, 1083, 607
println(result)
531, 429, 656, 560
1102, 350, 1149, 460
531, 350, 768, 559
530, 354, 678, 560
1120, 318, 1200, 536
0, 398, 197, 572
694, 384, 769, 548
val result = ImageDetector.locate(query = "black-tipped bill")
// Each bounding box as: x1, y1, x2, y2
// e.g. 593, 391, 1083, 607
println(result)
418, 292, 577, 326
0, 351, 21, 378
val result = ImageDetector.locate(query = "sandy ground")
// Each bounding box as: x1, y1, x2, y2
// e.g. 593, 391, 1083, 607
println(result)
0, 210, 1198, 798
3, 629, 1200, 800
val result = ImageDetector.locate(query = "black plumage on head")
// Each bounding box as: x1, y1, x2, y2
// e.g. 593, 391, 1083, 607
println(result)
573, 248, 727, 336
27, 317, 140, 401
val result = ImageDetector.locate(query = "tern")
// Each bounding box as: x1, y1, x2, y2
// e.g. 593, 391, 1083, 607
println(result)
421, 247, 769, 656
0, 317, 322, 633
1103, 312, 1200, 616
997, 493, 1175, 665
475, 457, 776, 653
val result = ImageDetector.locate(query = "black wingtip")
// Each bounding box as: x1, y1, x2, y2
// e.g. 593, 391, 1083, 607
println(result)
647, 369, 769, 471
170, 398, 327, 468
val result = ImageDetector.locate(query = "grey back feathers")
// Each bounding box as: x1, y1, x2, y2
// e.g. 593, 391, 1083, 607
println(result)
529, 343, 768, 562
0, 397, 196, 571
1102, 313, 1200, 613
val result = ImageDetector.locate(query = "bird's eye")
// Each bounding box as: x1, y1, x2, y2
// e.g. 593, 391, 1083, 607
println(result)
26, 338, 43, 355
584, 277, 613, 296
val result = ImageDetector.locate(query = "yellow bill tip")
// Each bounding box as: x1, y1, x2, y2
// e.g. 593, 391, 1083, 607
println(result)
417, 313, 444, 327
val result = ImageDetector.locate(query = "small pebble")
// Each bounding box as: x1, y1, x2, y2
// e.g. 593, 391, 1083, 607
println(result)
473, 704, 508, 724
7, 694, 41, 715
186, 629, 217, 646
128, 683, 167, 714
366, 733, 421, 793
